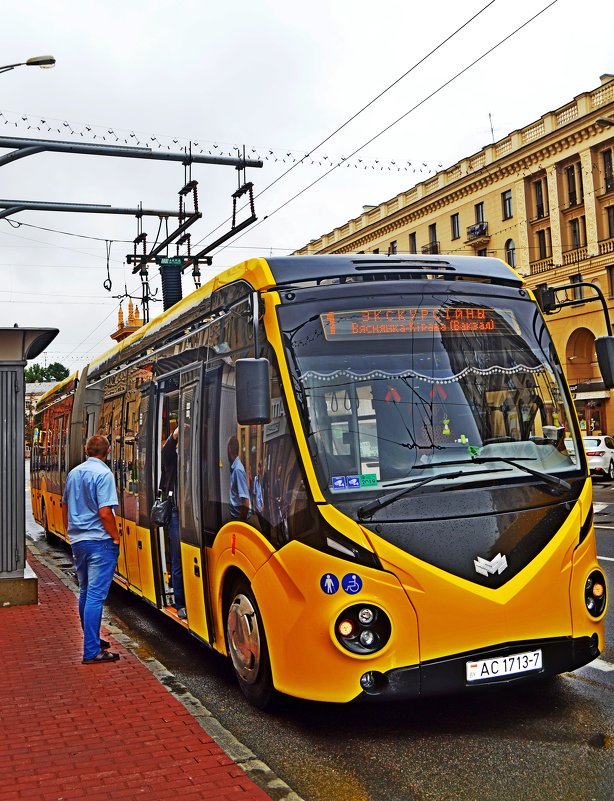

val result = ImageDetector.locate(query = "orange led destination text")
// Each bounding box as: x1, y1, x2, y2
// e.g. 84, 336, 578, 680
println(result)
323, 308, 497, 339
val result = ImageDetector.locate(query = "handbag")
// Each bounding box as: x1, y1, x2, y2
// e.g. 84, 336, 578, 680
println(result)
150, 493, 173, 527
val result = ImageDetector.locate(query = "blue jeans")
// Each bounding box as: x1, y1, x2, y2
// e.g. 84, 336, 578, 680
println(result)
72, 539, 119, 660
169, 508, 185, 609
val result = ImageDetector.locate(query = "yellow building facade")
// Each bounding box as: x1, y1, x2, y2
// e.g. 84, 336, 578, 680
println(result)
296, 73, 614, 435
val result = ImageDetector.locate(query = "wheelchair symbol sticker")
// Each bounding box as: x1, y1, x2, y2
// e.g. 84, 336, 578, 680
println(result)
320, 573, 339, 594
342, 573, 363, 594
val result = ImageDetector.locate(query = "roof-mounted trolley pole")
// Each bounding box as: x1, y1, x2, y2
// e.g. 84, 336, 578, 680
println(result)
0, 326, 58, 607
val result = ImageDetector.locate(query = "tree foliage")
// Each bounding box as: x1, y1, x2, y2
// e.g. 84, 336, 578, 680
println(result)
24, 362, 70, 383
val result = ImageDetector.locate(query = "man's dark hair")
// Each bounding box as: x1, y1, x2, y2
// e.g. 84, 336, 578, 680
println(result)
227, 435, 239, 460
86, 435, 110, 458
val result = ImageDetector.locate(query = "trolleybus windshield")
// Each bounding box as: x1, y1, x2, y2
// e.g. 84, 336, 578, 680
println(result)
278, 288, 582, 502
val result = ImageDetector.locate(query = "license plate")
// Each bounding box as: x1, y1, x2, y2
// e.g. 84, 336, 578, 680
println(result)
466, 649, 543, 682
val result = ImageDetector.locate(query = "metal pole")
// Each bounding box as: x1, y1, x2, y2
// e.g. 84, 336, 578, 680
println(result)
0, 136, 263, 169
0, 200, 184, 219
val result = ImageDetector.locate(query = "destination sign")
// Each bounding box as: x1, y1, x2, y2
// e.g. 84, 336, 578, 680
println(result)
320, 307, 519, 340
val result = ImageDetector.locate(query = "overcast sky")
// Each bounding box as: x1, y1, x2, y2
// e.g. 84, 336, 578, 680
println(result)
1, 0, 612, 369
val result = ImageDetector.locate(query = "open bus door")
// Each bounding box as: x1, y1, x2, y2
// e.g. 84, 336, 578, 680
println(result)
177, 365, 211, 641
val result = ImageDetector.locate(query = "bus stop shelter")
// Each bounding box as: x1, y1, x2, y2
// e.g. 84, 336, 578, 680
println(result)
0, 326, 58, 605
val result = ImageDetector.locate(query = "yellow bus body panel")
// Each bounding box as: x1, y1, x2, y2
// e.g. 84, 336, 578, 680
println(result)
252, 540, 419, 703
210, 483, 604, 703
117, 516, 142, 594
133, 524, 157, 604
364, 483, 604, 663
181, 541, 209, 642
207, 521, 278, 652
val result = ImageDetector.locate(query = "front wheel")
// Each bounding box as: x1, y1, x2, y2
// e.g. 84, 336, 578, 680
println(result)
226, 578, 276, 709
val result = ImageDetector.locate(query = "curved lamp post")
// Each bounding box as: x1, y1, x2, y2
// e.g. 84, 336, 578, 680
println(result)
0, 55, 56, 74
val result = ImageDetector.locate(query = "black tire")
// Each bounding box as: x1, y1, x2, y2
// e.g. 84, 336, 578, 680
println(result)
42, 503, 56, 545
226, 578, 276, 709
608, 461, 614, 481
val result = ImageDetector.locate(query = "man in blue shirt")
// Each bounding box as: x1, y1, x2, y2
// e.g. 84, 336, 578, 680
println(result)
227, 435, 250, 521
62, 435, 121, 664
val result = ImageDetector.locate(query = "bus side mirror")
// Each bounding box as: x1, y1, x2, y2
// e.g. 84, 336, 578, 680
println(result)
595, 337, 614, 389
236, 358, 271, 424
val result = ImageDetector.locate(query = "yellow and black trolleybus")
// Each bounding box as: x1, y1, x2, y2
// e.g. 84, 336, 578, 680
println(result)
31, 253, 609, 707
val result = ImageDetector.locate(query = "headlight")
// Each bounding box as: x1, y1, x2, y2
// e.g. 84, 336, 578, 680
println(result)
335, 604, 391, 654
585, 570, 607, 617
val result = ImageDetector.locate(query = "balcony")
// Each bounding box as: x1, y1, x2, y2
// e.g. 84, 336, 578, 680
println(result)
465, 221, 489, 248
421, 241, 440, 255
529, 257, 554, 275
562, 246, 588, 266
598, 236, 614, 256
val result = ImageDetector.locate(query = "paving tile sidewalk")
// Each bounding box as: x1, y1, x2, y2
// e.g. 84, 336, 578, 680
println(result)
0, 551, 273, 801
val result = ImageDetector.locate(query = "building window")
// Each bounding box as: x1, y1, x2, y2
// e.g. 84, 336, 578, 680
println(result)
566, 165, 577, 206
570, 217, 584, 249
607, 265, 614, 298
408, 233, 417, 254
477, 248, 487, 257
501, 190, 513, 220
451, 213, 460, 240
372, 247, 380, 254
421, 223, 439, 254
475, 202, 485, 224
505, 239, 516, 268
537, 229, 548, 260
607, 206, 614, 239
533, 179, 546, 218
389, 240, 398, 255
604, 149, 614, 193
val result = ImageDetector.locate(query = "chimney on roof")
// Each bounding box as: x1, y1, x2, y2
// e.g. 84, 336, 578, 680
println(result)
600, 74, 614, 85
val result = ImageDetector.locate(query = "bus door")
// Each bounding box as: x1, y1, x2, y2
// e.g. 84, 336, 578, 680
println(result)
99, 395, 128, 579
154, 375, 180, 609
177, 365, 211, 641
48, 413, 63, 533
120, 388, 142, 592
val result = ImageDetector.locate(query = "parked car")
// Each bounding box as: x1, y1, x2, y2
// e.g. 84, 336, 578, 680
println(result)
582, 435, 614, 480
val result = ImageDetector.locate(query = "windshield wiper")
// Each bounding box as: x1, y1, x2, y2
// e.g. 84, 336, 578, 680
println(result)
357, 470, 465, 520
471, 455, 571, 493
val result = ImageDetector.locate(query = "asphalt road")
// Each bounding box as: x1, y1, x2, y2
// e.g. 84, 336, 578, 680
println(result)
27, 479, 614, 801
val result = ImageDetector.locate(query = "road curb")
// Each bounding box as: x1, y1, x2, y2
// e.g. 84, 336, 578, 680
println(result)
27, 538, 305, 801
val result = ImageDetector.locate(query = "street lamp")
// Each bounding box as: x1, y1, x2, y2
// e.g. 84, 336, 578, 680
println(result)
0, 55, 56, 74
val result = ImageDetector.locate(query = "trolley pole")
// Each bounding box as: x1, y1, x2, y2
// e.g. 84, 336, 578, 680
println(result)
0, 326, 58, 606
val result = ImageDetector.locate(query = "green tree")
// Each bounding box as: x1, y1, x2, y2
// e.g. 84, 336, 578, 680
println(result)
24, 362, 70, 383
45, 362, 70, 381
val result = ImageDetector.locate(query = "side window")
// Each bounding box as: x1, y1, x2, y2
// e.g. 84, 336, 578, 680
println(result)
251, 343, 313, 548
178, 373, 201, 546
122, 389, 140, 521
606, 437, 614, 450
202, 307, 314, 550
137, 388, 152, 528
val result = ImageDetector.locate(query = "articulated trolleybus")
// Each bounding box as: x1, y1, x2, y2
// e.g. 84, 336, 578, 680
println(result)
32, 254, 609, 707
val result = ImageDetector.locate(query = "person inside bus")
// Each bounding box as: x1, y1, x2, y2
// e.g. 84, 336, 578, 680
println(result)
252, 461, 264, 524
160, 425, 186, 619
227, 435, 250, 521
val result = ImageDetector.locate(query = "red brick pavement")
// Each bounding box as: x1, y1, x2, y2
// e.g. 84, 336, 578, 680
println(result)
0, 553, 272, 801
